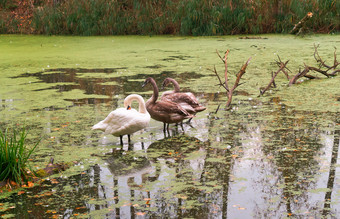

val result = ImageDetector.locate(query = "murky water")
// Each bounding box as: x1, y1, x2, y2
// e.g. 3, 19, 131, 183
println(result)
0, 35, 339, 218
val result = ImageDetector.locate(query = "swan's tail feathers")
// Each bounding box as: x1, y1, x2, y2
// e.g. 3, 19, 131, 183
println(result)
92, 121, 106, 131
185, 114, 195, 119
178, 105, 193, 117
194, 106, 206, 112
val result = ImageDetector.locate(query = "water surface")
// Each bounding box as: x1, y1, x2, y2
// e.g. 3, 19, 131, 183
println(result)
0, 35, 339, 218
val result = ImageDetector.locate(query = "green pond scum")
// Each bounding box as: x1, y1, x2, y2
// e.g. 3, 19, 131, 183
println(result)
0, 34, 339, 218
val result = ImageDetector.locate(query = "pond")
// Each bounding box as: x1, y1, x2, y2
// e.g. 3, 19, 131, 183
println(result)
0, 34, 339, 218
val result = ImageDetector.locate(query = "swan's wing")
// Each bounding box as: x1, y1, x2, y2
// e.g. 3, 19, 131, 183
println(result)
103, 109, 126, 133
151, 100, 190, 116
162, 94, 196, 113
160, 91, 175, 101
164, 93, 206, 112
121, 112, 150, 134
92, 108, 129, 134
106, 109, 150, 135
161, 93, 200, 107
184, 92, 200, 105
177, 102, 196, 114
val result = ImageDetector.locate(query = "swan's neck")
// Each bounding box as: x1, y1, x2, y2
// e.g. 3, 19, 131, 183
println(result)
169, 78, 180, 92
124, 94, 148, 114
138, 101, 148, 114
149, 79, 159, 103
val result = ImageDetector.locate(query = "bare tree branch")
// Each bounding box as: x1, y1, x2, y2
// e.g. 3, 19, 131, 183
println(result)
226, 57, 252, 108
308, 66, 331, 77
213, 49, 251, 109
271, 72, 277, 88
330, 69, 340, 76
216, 49, 225, 63
232, 57, 251, 91
333, 47, 338, 67
210, 65, 228, 91
313, 44, 339, 70
314, 44, 332, 69
289, 65, 310, 86
224, 50, 230, 91
261, 60, 289, 95
276, 56, 291, 80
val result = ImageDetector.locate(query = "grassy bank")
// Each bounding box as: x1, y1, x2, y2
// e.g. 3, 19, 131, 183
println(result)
0, 0, 339, 35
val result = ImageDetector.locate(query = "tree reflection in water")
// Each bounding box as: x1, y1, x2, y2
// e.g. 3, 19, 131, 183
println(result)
1, 98, 340, 218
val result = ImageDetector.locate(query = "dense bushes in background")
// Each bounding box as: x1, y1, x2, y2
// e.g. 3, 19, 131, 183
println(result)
0, 0, 339, 35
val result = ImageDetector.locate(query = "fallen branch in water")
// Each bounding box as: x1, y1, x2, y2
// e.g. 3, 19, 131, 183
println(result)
289, 45, 339, 85
261, 44, 339, 95
212, 49, 251, 110
313, 44, 339, 75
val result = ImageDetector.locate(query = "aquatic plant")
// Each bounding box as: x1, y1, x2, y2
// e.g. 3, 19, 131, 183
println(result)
0, 127, 39, 185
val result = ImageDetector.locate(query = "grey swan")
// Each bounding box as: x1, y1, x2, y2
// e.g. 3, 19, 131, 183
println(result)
92, 94, 150, 145
142, 77, 193, 132
161, 78, 206, 121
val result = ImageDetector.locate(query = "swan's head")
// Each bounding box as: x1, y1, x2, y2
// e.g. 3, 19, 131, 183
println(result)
161, 78, 172, 90
142, 77, 153, 88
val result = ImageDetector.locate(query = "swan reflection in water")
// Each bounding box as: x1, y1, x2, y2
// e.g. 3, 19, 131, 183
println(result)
87, 134, 207, 218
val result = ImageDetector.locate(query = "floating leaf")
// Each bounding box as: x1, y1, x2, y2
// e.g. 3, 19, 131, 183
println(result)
51, 179, 59, 184
136, 212, 146, 216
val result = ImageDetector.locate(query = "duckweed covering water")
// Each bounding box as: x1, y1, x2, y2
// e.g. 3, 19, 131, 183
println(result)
0, 34, 339, 218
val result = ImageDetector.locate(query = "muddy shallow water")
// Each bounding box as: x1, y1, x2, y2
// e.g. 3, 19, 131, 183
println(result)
0, 35, 339, 218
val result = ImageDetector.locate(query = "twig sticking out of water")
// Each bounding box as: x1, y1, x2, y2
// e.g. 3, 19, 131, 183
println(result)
260, 58, 289, 96
211, 49, 251, 110
290, 12, 313, 35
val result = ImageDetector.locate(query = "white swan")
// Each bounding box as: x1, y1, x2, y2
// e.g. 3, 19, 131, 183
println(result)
92, 94, 150, 145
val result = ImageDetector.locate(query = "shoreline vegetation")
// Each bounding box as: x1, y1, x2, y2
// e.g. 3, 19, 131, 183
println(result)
0, 126, 73, 192
0, 127, 38, 189
0, 0, 338, 36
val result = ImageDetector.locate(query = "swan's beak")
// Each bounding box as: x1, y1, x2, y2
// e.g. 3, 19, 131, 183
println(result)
142, 81, 147, 88
127, 106, 131, 110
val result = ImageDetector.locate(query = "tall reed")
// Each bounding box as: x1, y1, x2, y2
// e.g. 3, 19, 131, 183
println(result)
0, 127, 39, 185
1, 0, 339, 35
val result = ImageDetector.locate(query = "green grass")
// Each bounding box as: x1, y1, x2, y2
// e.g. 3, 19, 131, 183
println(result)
0, 127, 39, 185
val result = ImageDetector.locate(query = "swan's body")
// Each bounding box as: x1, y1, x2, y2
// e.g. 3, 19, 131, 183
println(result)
142, 77, 193, 131
161, 78, 206, 116
92, 94, 150, 144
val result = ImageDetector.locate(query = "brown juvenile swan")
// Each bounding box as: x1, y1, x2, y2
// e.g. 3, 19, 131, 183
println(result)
161, 78, 206, 121
142, 77, 193, 131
